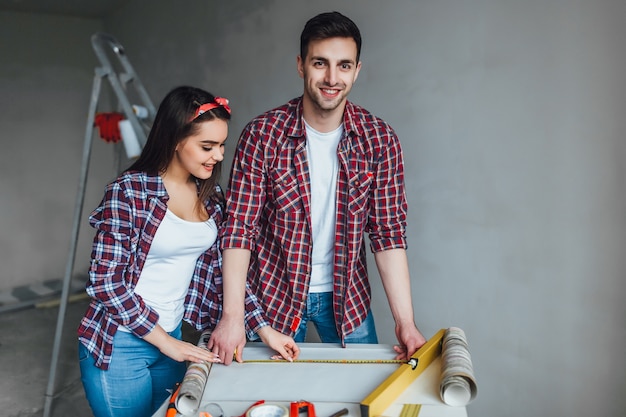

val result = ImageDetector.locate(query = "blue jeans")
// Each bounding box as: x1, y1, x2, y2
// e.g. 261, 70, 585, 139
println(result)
79, 324, 186, 417
293, 292, 378, 343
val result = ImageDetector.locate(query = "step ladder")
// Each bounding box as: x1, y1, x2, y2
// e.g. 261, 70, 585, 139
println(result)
43, 32, 156, 417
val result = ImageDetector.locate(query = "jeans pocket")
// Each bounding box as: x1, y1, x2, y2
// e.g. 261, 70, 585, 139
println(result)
78, 342, 91, 362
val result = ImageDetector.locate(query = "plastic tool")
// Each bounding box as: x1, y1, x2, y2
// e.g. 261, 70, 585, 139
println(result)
290, 400, 316, 417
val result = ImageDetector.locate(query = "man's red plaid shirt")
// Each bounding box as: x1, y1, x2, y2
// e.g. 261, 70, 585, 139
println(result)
221, 97, 409, 342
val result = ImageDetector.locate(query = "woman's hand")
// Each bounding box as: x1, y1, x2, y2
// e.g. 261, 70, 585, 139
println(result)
143, 325, 220, 363
160, 337, 221, 364
257, 326, 300, 362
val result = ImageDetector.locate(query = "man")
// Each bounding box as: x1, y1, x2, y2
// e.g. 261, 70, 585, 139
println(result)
214, 11, 426, 364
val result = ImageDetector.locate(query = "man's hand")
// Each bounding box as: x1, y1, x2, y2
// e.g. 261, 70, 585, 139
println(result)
257, 326, 301, 362
393, 319, 427, 361
206, 315, 246, 365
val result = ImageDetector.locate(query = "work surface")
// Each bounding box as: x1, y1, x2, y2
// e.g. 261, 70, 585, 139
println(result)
153, 343, 468, 417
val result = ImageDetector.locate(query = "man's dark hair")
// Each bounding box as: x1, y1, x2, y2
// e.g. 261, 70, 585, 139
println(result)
300, 11, 362, 62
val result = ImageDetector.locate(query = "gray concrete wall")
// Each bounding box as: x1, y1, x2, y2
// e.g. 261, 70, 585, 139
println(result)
0, 11, 120, 292
1, 1, 625, 416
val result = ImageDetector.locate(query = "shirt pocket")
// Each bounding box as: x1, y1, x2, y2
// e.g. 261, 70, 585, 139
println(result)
90, 258, 119, 275
269, 168, 302, 213
87, 258, 123, 295
348, 171, 374, 215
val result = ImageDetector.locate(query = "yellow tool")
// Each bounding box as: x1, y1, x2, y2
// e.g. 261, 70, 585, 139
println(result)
360, 329, 446, 417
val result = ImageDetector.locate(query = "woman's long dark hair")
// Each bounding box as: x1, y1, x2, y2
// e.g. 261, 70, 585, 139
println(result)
127, 86, 230, 213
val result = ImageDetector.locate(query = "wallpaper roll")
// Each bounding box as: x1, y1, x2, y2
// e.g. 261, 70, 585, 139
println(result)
175, 330, 213, 415
439, 327, 478, 406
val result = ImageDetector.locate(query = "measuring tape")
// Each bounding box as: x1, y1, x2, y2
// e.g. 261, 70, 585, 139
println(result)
242, 357, 406, 365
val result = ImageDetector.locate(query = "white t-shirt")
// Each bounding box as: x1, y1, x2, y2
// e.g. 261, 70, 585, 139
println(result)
304, 120, 343, 293
119, 208, 217, 332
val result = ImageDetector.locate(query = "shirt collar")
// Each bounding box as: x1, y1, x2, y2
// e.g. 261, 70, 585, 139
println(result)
141, 171, 169, 199
342, 100, 364, 138
286, 96, 363, 140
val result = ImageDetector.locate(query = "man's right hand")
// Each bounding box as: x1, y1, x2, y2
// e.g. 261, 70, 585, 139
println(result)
206, 315, 246, 365
257, 326, 301, 362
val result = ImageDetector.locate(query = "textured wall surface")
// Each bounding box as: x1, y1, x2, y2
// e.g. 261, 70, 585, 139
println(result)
2, 1, 625, 416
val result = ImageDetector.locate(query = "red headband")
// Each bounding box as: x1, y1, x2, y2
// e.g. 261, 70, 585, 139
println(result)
192, 97, 231, 120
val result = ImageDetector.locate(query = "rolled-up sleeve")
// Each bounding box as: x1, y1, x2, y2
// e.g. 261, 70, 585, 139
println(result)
367, 130, 408, 253
221, 122, 267, 251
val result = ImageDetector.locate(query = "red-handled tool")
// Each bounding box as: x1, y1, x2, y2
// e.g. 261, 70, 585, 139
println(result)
290, 400, 316, 417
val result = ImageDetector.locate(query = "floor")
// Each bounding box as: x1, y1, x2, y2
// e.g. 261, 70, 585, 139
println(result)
0, 295, 93, 417
0, 293, 204, 417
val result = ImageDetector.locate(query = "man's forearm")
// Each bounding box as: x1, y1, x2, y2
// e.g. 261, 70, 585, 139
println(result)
374, 248, 416, 325
221, 248, 252, 321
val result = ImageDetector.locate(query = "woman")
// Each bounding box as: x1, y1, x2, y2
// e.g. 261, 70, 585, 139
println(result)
77, 86, 284, 417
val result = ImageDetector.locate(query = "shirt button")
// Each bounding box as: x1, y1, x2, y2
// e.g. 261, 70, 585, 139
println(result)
354, 180, 360, 186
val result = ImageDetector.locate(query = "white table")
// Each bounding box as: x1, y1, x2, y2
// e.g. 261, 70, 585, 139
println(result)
153, 343, 468, 417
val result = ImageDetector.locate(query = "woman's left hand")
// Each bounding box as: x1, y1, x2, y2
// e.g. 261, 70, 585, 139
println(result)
143, 325, 221, 363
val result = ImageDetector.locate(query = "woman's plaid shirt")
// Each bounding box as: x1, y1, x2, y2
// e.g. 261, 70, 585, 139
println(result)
77, 172, 266, 369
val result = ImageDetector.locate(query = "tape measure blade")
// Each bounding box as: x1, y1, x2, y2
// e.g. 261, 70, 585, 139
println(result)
243, 359, 404, 364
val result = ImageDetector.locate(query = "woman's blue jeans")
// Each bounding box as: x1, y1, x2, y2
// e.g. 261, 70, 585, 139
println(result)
293, 291, 379, 343
79, 324, 186, 417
